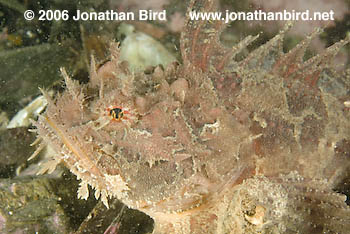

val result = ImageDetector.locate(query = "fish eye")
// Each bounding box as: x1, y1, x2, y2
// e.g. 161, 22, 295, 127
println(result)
110, 108, 124, 120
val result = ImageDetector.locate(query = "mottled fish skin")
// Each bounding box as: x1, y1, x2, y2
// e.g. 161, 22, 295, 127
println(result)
32, 0, 350, 233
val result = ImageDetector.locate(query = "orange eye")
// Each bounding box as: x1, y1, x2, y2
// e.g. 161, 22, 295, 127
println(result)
109, 107, 124, 120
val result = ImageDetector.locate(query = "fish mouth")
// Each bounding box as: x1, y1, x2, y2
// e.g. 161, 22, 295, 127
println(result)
138, 165, 252, 217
